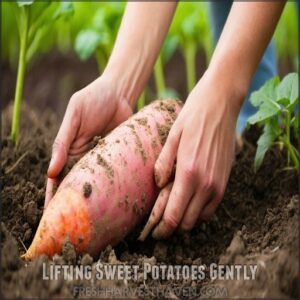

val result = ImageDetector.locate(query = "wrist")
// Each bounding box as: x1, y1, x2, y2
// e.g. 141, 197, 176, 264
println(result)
102, 41, 155, 109
203, 63, 248, 116
101, 66, 138, 110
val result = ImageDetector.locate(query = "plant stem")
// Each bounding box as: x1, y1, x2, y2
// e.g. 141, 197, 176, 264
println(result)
137, 91, 145, 111
11, 8, 29, 143
285, 140, 299, 170
154, 55, 165, 97
184, 42, 197, 93
281, 136, 299, 171
286, 110, 291, 166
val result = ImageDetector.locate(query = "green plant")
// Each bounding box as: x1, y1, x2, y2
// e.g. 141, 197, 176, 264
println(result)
74, 3, 124, 73
247, 73, 299, 171
10, 0, 74, 143
74, 3, 149, 111
274, 2, 298, 70
170, 3, 212, 93
154, 35, 179, 99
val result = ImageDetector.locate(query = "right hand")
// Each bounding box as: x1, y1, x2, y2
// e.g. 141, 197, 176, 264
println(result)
45, 76, 133, 209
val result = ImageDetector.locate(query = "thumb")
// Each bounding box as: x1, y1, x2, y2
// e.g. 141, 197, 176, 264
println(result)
44, 178, 59, 210
154, 126, 181, 188
47, 105, 78, 178
47, 139, 68, 178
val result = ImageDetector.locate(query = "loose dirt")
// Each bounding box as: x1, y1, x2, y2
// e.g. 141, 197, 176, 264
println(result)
1, 104, 298, 299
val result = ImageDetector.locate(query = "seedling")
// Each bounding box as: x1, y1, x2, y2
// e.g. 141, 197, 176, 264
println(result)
170, 3, 212, 93
74, 3, 124, 73
247, 73, 299, 171
154, 35, 179, 99
10, 1, 74, 143
274, 2, 298, 70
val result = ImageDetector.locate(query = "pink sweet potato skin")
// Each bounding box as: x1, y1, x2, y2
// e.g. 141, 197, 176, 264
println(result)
26, 99, 182, 259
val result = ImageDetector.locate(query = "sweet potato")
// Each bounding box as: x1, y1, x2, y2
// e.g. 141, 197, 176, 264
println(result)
23, 99, 182, 260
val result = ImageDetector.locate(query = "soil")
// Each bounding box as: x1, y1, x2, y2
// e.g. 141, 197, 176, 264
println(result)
1, 100, 299, 299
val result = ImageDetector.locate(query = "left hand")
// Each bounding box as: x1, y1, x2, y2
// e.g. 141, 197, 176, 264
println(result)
139, 71, 244, 240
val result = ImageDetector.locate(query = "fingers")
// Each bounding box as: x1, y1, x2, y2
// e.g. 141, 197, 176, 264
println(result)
47, 98, 79, 178
179, 189, 211, 231
152, 168, 194, 240
138, 182, 173, 241
47, 140, 68, 178
199, 192, 222, 221
44, 178, 59, 210
154, 125, 181, 188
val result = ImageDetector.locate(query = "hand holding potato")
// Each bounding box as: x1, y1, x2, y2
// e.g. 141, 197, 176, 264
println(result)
45, 76, 133, 208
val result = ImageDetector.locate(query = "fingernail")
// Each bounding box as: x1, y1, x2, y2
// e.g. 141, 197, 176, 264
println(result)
47, 156, 55, 174
48, 158, 54, 171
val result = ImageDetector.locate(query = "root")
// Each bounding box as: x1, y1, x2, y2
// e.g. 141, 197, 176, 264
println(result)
18, 236, 28, 252
221, 203, 244, 224
5, 151, 29, 175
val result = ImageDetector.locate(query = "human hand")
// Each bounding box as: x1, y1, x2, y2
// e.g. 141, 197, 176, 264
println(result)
139, 71, 244, 240
45, 76, 133, 208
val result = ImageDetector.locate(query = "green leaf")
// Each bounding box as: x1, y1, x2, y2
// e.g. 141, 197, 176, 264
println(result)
250, 76, 280, 107
26, 25, 50, 62
161, 36, 178, 63
182, 16, 195, 39
277, 72, 299, 107
247, 100, 280, 125
254, 123, 278, 171
75, 29, 107, 60
53, 2, 74, 20
159, 88, 179, 99
17, 1, 34, 7
92, 9, 106, 30
30, 1, 51, 22
277, 98, 290, 107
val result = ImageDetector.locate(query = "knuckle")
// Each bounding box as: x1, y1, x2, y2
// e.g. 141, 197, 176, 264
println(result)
201, 176, 215, 193
182, 163, 196, 180
181, 219, 194, 231
70, 91, 82, 104
163, 213, 179, 230
69, 93, 83, 116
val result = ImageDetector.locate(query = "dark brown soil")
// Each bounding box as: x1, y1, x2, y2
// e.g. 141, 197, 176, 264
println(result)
1, 100, 298, 299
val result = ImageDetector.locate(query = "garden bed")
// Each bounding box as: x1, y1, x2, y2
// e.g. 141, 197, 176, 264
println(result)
1, 98, 298, 298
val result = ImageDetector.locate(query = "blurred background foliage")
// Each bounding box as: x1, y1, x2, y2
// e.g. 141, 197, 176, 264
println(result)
1, 1, 298, 106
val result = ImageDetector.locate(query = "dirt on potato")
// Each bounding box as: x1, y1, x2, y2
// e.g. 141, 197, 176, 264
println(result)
1, 104, 299, 299
96, 153, 114, 182
83, 182, 92, 198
